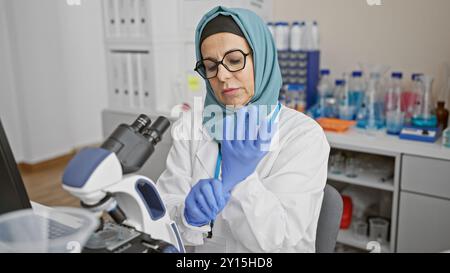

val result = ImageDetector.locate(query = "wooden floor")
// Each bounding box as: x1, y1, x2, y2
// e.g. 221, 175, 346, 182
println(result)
20, 160, 80, 208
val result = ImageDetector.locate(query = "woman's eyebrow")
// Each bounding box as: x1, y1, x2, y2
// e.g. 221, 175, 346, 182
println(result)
203, 48, 244, 60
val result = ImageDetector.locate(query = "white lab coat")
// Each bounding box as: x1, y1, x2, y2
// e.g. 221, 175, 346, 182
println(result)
156, 105, 330, 253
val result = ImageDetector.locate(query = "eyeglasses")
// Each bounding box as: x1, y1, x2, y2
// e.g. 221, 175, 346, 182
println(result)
194, 49, 252, 80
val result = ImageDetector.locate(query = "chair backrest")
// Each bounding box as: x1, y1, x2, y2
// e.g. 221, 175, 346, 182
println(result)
315, 184, 343, 253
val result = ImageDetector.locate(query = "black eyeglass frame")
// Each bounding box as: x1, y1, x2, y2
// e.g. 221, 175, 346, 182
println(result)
194, 49, 252, 80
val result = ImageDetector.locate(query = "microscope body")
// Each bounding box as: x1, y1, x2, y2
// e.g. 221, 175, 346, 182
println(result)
62, 115, 185, 253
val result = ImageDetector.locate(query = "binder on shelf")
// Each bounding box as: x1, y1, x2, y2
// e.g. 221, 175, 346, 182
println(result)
104, 0, 118, 37
131, 53, 142, 109
117, 0, 129, 37
128, 0, 139, 37
138, 0, 149, 37
120, 53, 132, 109
139, 52, 152, 109
109, 52, 122, 109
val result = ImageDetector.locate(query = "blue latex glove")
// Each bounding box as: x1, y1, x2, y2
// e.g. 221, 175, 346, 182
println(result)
184, 178, 230, 227
221, 106, 278, 192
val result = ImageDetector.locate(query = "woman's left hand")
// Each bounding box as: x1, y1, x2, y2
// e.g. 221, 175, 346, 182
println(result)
221, 106, 278, 192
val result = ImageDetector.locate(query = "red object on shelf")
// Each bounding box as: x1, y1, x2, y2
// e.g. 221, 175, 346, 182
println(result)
340, 195, 353, 229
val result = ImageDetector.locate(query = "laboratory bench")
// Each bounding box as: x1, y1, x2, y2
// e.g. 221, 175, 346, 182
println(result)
102, 109, 450, 253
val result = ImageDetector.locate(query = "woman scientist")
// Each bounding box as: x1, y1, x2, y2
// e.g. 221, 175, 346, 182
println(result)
157, 6, 330, 253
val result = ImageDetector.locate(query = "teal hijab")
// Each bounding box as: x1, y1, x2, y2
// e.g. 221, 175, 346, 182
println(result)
195, 6, 282, 129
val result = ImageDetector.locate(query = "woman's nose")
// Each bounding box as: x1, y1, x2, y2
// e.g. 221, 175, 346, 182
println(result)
216, 64, 233, 82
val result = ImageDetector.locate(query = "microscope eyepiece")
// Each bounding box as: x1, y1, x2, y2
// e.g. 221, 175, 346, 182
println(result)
130, 114, 151, 133
142, 116, 170, 144
101, 114, 170, 174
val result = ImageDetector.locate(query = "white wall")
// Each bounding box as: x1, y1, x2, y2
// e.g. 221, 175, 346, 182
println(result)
274, 0, 450, 103
56, 0, 107, 149
6, 0, 73, 163
0, 0, 24, 161
1, 0, 107, 164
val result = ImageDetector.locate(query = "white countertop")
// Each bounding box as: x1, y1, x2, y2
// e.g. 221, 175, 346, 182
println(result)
106, 108, 450, 161
325, 128, 450, 160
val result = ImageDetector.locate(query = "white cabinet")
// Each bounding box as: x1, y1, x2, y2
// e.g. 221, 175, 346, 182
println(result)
397, 155, 450, 253
397, 191, 450, 253
401, 155, 450, 199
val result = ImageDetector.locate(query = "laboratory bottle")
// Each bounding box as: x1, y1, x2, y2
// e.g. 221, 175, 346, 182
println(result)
436, 101, 449, 131
349, 71, 366, 113
289, 21, 302, 52
312, 21, 319, 50
385, 72, 404, 134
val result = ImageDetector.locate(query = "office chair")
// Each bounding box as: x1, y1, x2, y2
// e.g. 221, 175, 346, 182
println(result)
315, 184, 343, 253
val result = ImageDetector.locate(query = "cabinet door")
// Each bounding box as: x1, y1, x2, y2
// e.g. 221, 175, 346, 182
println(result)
397, 192, 450, 253
402, 155, 450, 199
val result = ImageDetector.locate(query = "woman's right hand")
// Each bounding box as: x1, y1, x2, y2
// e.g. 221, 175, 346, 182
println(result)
221, 106, 278, 192
184, 178, 230, 227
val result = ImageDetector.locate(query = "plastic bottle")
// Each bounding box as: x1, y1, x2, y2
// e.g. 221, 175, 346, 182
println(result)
312, 21, 319, 50
318, 69, 334, 98
301, 21, 315, 51
299, 21, 306, 51
337, 79, 355, 120
275, 22, 289, 51
356, 102, 368, 128
308, 69, 334, 119
385, 72, 404, 134
411, 73, 424, 120
385, 73, 402, 113
289, 21, 302, 52
401, 73, 422, 126
349, 71, 366, 114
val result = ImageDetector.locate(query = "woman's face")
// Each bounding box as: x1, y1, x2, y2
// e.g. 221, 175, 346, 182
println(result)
201, 33, 254, 107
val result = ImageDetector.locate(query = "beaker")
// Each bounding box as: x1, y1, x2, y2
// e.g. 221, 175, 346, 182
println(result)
386, 111, 404, 135
329, 153, 345, 175
345, 156, 359, 178
369, 217, 389, 244
0, 207, 99, 253
352, 220, 368, 240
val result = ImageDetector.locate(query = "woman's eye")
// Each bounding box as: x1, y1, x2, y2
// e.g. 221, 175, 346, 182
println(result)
206, 65, 217, 72
229, 59, 242, 65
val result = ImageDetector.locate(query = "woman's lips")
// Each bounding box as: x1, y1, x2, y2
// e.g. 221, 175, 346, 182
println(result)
222, 88, 240, 95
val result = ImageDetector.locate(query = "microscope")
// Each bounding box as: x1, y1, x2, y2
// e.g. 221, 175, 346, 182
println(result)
62, 114, 185, 253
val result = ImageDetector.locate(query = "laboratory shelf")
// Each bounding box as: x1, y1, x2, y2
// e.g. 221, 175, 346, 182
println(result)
327, 172, 394, 192
337, 229, 391, 253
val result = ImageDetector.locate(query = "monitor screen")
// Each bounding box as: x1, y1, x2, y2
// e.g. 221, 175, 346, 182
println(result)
0, 119, 31, 215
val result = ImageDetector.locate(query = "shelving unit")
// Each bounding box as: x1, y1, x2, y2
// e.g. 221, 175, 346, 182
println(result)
327, 172, 394, 192
101, 0, 273, 117
325, 130, 402, 253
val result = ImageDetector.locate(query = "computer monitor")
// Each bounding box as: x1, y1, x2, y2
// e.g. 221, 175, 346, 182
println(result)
0, 119, 31, 215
